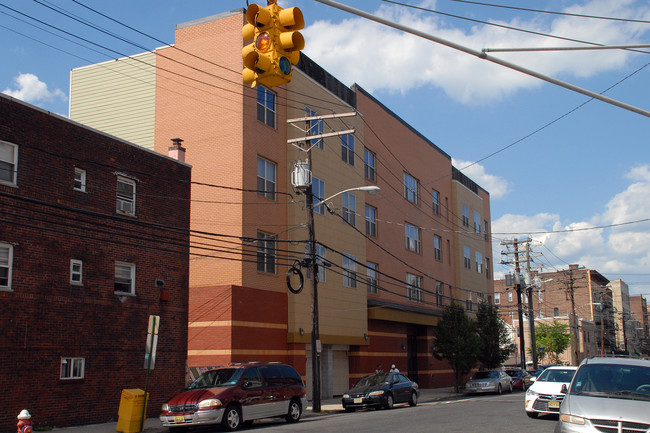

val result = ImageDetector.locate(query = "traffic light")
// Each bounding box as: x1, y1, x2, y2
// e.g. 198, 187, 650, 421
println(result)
242, 1, 304, 88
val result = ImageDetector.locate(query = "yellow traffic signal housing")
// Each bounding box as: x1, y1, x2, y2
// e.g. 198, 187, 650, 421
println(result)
242, 1, 304, 88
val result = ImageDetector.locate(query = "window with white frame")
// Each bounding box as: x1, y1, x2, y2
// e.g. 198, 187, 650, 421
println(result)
342, 254, 357, 288
305, 243, 326, 282
462, 205, 469, 227
538, 289, 543, 303
434, 235, 442, 261
494, 292, 501, 304
435, 281, 443, 306
116, 176, 136, 216
257, 86, 276, 128
508, 291, 513, 303
406, 273, 422, 302
312, 177, 325, 215
474, 211, 481, 233
475, 251, 483, 273
306, 107, 323, 149
256, 231, 276, 274
432, 189, 440, 215
405, 223, 421, 253
341, 134, 355, 165
0, 141, 18, 186
364, 149, 376, 181
341, 192, 356, 226
60, 357, 84, 379
365, 205, 377, 237
114, 262, 135, 294
463, 246, 471, 269
257, 156, 276, 200
366, 262, 378, 294
70, 259, 83, 285
74, 167, 86, 192
0, 243, 13, 290
403, 173, 419, 204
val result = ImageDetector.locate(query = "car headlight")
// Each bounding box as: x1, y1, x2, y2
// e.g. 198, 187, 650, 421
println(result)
161, 403, 169, 412
526, 389, 538, 397
197, 398, 223, 410
368, 390, 385, 397
560, 414, 586, 425
343, 393, 350, 399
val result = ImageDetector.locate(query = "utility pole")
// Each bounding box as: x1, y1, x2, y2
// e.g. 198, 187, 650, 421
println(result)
565, 267, 580, 365
525, 243, 539, 370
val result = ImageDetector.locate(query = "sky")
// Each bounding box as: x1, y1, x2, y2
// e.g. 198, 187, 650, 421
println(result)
2, 0, 649, 298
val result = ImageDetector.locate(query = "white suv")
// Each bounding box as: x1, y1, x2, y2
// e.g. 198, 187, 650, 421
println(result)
555, 356, 650, 432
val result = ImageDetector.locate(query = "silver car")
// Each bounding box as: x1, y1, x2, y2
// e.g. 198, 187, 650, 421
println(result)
555, 356, 650, 433
465, 369, 513, 394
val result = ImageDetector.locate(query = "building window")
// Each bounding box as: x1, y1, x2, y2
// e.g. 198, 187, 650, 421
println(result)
306, 107, 323, 149
508, 291, 513, 303
305, 243, 326, 282
342, 254, 357, 288
257, 156, 276, 200
405, 223, 421, 253
485, 257, 490, 278
462, 205, 469, 227
116, 176, 136, 216
476, 251, 483, 273
365, 205, 377, 237
474, 212, 481, 233
0, 243, 13, 290
74, 168, 86, 192
434, 235, 442, 261
463, 246, 471, 269
0, 140, 18, 186
432, 189, 440, 215
484, 220, 489, 240
70, 259, 83, 285
554, 307, 560, 317
538, 289, 543, 303
435, 281, 443, 306
341, 192, 356, 226
341, 134, 355, 165
114, 262, 135, 295
256, 231, 276, 274
466, 299, 473, 311
406, 273, 423, 303
366, 262, 378, 294
364, 149, 376, 181
494, 292, 501, 305
312, 177, 325, 215
60, 357, 84, 380
403, 173, 419, 204
257, 86, 276, 128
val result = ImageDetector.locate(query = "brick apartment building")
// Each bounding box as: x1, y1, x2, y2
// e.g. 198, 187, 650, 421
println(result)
69, 8, 494, 397
0, 94, 191, 431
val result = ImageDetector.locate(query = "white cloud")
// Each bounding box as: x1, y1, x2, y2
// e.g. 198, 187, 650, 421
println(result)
303, 0, 650, 105
2, 73, 67, 104
452, 158, 509, 199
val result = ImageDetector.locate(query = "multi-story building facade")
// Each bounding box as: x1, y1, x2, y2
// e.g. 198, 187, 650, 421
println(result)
607, 279, 631, 352
69, 8, 494, 397
0, 94, 192, 431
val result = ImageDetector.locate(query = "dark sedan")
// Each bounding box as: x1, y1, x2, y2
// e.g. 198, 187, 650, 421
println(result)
341, 372, 418, 412
505, 368, 532, 390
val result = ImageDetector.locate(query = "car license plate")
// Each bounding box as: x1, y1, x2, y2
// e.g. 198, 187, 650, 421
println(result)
354, 398, 363, 404
548, 401, 560, 409
174, 415, 185, 423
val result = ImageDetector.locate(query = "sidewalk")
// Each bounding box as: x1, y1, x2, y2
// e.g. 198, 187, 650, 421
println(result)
50, 388, 461, 433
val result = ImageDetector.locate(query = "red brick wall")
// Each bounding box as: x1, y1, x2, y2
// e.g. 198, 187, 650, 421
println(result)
0, 95, 191, 431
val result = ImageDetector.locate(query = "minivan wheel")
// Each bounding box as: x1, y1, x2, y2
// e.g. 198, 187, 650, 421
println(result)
285, 398, 302, 423
221, 404, 242, 431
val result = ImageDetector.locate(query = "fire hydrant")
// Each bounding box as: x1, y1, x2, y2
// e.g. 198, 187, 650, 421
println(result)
17, 409, 33, 433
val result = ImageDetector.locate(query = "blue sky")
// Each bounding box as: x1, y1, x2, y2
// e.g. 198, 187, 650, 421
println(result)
2, 0, 649, 297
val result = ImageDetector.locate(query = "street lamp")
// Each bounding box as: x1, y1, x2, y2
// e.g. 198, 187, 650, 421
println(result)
306, 184, 380, 412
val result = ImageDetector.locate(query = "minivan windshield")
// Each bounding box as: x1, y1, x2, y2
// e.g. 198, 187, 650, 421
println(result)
569, 364, 650, 401
189, 368, 244, 389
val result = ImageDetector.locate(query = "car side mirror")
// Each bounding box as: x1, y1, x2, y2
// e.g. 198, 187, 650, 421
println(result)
242, 381, 251, 389
561, 384, 568, 393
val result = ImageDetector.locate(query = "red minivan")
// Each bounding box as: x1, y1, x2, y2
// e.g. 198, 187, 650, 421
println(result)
160, 362, 307, 431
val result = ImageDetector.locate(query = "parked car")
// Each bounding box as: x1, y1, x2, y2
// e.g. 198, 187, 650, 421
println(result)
160, 362, 307, 431
555, 356, 650, 432
529, 364, 560, 380
505, 368, 533, 390
341, 372, 418, 411
465, 369, 513, 394
525, 365, 577, 418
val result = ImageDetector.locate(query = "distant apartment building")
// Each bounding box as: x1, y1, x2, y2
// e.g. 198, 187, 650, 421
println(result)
0, 94, 192, 431
69, 8, 494, 396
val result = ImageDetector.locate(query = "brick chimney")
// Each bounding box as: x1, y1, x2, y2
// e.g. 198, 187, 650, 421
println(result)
168, 138, 186, 163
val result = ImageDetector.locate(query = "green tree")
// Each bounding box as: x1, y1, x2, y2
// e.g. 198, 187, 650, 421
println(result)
535, 320, 571, 364
432, 303, 480, 392
476, 302, 516, 369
